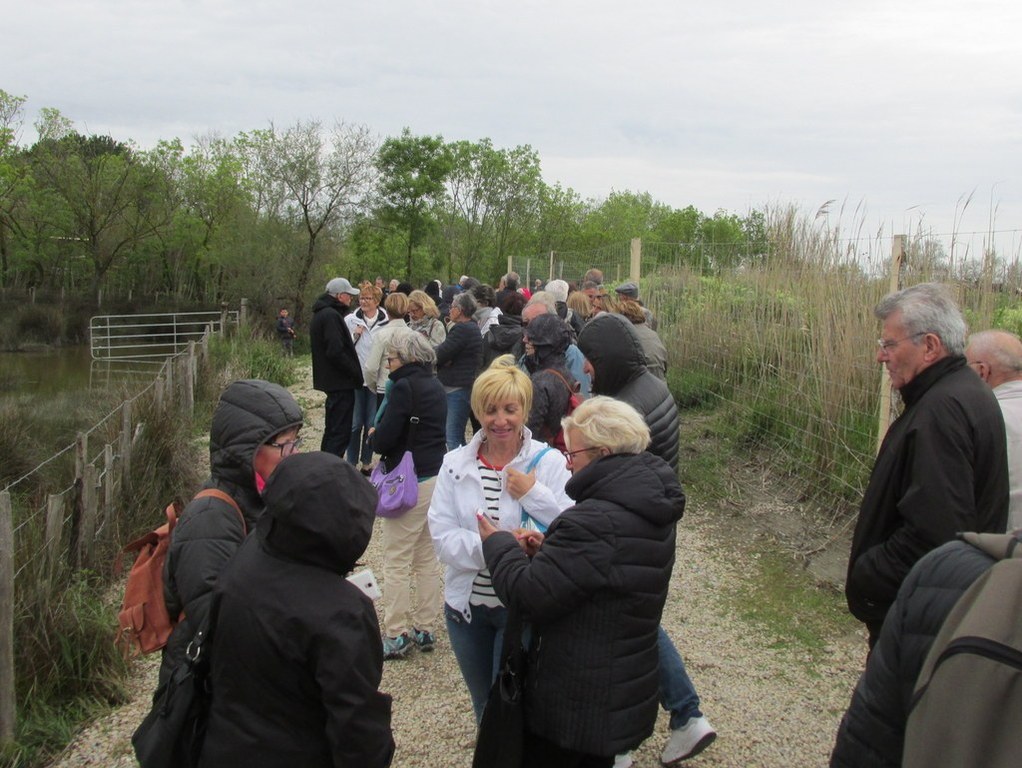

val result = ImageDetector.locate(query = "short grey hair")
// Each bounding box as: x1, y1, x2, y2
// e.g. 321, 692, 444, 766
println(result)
452, 292, 478, 316
562, 396, 651, 455
967, 330, 1022, 374
387, 327, 437, 366
525, 290, 557, 315
545, 279, 569, 304
875, 282, 967, 356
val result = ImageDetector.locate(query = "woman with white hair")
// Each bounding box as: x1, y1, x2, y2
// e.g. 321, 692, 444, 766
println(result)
371, 328, 448, 659
478, 396, 685, 766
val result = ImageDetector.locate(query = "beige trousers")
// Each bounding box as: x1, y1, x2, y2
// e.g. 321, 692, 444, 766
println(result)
381, 476, 443, 638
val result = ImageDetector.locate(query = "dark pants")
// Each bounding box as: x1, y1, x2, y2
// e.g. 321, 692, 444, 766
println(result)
321, 389, 356, 458
523, 731, 613, 768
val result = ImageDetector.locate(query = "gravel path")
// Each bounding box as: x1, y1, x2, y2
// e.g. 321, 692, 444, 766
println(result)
47, 364, 867, 767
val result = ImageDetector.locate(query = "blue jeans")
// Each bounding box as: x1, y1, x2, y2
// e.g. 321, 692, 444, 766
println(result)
346, 387, 377, 465
445, 602, 507, 724
445, 387, 472, 451
659, 625, 702, 728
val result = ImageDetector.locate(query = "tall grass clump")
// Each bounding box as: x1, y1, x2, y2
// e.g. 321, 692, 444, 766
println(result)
205, 332, 301, 390
648, 204, 1020, 519
1, 353, 221, 767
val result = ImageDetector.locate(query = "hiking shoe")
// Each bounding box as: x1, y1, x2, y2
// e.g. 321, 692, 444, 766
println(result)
413, 628, 435, 652
661, 716, 716, 765
382, 633, 413, 659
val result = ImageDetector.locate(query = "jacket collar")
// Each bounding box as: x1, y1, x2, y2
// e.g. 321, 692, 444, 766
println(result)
447, 425, 539, 473
899, 355, 966, 409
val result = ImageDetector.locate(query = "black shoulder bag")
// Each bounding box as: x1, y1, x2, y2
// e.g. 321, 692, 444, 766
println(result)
132, 600, 219, 768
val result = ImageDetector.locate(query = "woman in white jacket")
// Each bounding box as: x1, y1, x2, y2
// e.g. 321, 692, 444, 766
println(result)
428, 356, 572, 723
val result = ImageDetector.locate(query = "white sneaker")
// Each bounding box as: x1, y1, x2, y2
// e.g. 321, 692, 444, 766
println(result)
613, 753, 634, 768
660, 716, 716, 765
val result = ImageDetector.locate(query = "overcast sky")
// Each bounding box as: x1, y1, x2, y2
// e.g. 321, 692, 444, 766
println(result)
7, 0, 1021, 253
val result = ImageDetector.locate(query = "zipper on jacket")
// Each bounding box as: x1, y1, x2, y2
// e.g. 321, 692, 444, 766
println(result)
909, 635, 1022, 712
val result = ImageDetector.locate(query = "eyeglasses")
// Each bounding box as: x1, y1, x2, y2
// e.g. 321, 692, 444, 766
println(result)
267, 436, 303, 456
877, 332, 925, 351
561, 446, 602, 464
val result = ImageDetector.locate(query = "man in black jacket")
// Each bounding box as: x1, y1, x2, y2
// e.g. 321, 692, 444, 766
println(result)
310, 277, 363, 457
846, 283, 1009, 648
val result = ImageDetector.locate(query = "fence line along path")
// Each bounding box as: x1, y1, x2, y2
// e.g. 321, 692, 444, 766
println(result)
48, 361, 867, 768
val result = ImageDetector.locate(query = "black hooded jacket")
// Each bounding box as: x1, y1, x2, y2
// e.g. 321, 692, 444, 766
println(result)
522, 313, 576, 443
199, 453, 394, 768
482, 312, 524, 369
578, 314, 679, 469
309, 293, 363, 392
483, 451, 685, 756
161, 379, 303, 684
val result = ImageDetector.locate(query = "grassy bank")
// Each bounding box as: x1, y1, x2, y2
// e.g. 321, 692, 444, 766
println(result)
1, 334, 298, 768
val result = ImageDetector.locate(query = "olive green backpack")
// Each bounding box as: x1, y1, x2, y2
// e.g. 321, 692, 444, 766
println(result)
903, 530, 1022, 768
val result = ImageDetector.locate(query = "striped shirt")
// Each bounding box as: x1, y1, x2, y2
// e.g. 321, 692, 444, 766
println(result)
470, 459, 504, 608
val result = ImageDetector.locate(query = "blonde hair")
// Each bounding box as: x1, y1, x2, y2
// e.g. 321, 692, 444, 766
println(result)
384, 291, 409, 317
471, 355, 533, 422
562, 396, 650, 454
567, 291, 592, 320
359, 281, 383, 303
408, 289, 440, 319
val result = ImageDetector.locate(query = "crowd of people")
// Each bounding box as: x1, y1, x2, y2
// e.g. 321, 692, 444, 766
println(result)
152, 273, 1022, 767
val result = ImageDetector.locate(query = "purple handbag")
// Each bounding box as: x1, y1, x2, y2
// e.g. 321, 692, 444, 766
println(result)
370, 379, 420, 518
370, 450, 418, 518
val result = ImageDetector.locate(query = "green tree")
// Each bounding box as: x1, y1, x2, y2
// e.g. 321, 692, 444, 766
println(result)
242, 120, 376, 320
375, 128, 452, 280
30, 131, 172, 299
0, 89, 28, 286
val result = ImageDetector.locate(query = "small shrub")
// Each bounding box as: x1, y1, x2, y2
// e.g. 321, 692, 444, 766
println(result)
14, 306, 63, 346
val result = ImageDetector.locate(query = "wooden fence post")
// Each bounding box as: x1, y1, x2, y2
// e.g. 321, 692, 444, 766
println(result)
120, 401, 132, 496
69, 433, 87, 566
548, 251, 555, 282
876, 235, 906, 454
77, 465, 98, 570
185, 342, 196, 415
630, 237, 642, 284
240, 298, 248, 328
103, 443, 115, 515
0, 491, 15, 742
45, 495, 63, 585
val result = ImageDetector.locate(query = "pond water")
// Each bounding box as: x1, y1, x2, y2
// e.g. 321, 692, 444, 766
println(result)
0, 346, 95, 395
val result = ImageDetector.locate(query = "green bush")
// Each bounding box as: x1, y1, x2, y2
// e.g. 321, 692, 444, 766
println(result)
14, 306, 63, 346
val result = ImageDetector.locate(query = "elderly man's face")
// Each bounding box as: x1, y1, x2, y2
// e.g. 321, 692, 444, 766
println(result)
521, 303, 549, 327
389, 279, 399, 291
876, 311, 929, 389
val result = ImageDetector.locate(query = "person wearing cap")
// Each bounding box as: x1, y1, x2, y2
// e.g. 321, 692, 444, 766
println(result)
310, 277, 364, 457
615, 282, 658, 331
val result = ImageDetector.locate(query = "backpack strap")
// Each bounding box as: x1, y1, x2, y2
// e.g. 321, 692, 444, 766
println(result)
193, 488, 246, 535
543, 368, 576, 395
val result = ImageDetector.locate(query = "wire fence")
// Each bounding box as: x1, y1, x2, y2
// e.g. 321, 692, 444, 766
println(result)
0, 336, 209, 742
515, 224, 1022, 537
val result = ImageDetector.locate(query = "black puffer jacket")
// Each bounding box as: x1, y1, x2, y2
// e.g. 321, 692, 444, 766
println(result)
161, 380, 303, 684
309, 293, 363, 392
846, 356, 1008, 628
371, 362, 447, 478
831, 537, 999, 767
482, 312, 524, 369
199, 453, 393, 768
578, 314, 679, 469
523, 314, 577, 444
435, 319, 482, 388
483, 451, 685, 757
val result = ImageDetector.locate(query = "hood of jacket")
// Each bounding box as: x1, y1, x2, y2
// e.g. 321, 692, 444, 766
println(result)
577, 313, 646, 396
257, 452, 376, 574
566, 451, 685, 528
311, 291, 350, 317
487, 314, 524, 352
209, 379, 304, 490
